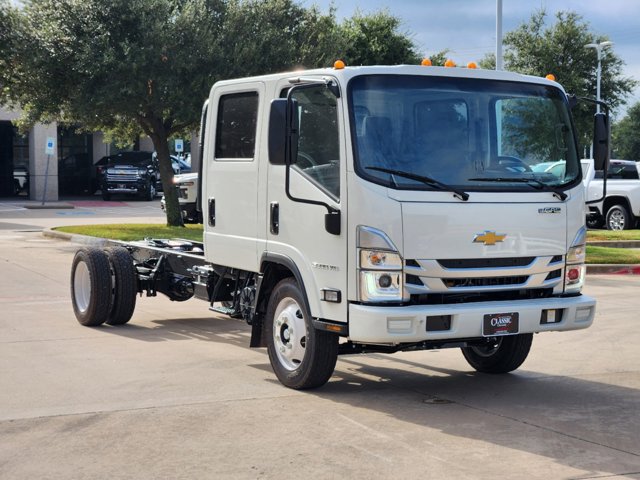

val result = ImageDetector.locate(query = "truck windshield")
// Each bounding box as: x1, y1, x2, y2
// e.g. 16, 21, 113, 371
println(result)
349, 75, 580, 192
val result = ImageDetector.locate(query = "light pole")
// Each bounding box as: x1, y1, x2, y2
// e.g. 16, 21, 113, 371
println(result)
584, 41, 613, 113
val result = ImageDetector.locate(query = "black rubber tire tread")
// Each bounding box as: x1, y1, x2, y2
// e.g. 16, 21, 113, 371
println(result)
265, 278, 338, 389
101, 190, 111, 201
144, 181, 156, 201
606, 204, 633, 230
104, 247, 137, 325
70, 248, 113, 327
461, 333, 533, 374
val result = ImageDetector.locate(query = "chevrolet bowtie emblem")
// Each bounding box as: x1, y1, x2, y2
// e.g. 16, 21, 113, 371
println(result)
473, 231, 506, 246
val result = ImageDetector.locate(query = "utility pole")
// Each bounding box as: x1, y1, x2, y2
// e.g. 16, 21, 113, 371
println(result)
496, 0, 503, 70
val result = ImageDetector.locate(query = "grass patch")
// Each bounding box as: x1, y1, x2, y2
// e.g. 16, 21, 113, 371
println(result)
587, 230, 640, 241
55, 223, 204, 242
55, 224, 640, 264
586, 245, 640, 264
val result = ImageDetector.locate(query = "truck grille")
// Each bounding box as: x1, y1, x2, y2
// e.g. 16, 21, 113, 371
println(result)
405, 255, 564, 303
106, 172, 139, 182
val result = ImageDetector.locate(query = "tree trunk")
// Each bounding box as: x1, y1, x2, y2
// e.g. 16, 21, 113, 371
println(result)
152, 135, 184, 227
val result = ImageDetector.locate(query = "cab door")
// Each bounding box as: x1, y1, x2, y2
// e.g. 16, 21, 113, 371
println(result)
266, 82, 347, 322
204, 82, 265, 272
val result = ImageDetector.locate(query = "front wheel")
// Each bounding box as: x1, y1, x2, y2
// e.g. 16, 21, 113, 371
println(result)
143, 181, 156, 201
461, 333, 533, 374
606, 204, 634, 230
265, 278, 338, 389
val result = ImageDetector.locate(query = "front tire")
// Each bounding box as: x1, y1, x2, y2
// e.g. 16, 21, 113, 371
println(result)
70, 248, 112, 326
606, 204, 633, 230
461, 333, 533, 374
265, 278, 338, 389
105, 247, 137, 325
144, 181, 156, 201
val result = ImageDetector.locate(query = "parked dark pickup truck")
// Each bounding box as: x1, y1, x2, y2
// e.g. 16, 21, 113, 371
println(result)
100, 151, 161, 201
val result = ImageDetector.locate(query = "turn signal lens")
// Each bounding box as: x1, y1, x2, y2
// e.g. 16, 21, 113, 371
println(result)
421, 58, 432, 66
546, 74, 556, 81
444, 59, 456, 68
334, 59, 345, 69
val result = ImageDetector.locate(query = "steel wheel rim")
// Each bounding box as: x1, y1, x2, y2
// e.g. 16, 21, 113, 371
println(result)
609, 210, 625, 230
272, 297, 307, 371
470, 337, 503, 357
73, 261, 91, 313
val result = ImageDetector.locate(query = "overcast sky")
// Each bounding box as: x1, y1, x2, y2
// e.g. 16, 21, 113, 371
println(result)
305, 0, 640, 116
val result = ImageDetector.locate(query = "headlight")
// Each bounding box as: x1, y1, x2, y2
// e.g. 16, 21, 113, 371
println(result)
137, 168, 148, 177
357, 226, 405, 303
565, 227, 586, 293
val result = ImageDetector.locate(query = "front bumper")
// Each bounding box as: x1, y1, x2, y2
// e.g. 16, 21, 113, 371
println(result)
348, 295, 595, 343
104, 180, 147, 195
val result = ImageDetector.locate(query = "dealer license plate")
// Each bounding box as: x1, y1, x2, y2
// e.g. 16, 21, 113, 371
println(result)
483, 312, 519, 336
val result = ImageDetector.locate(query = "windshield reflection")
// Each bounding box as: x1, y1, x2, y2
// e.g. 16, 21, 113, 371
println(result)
349, 75, 580, 192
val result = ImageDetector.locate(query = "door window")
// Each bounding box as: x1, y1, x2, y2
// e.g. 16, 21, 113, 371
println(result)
290, 86, 340, 199
215, 92, 259, 160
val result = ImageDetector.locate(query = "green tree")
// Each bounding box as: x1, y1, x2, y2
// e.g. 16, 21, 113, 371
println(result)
338, 10, 421, 66
495, 9, 637, 154
612, 102, 640, 160
219, 0, 341, 77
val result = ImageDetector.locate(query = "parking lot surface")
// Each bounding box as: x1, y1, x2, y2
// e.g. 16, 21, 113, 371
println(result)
1, 204, 639, 479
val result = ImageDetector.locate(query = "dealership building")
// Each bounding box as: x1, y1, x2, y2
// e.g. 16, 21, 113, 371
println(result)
0, 105, 195, 202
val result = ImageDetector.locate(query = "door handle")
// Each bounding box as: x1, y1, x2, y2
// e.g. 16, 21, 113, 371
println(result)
208, 198, 215, 227
270, 202, 279, 235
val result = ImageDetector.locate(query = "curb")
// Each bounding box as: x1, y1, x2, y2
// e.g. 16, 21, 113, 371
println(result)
587, 240, 640, 248
42, 228, 108, 247
586, 264, 640, 275
42, 228, 640, 275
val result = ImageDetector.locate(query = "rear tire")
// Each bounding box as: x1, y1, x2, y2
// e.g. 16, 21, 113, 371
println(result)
70, 248, 112, 326
606, 204, 633, 230
105, 247, 137, 325
461, 333, 533, 373
265, 278, 338, 389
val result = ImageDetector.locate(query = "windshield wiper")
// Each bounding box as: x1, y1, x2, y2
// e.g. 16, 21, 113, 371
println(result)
367, 167, 469, 201
468, 177, 568, 201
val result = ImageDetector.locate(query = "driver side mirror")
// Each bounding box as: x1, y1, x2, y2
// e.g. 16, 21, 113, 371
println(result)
268, 98, 299, 166
593, 112, 609, 172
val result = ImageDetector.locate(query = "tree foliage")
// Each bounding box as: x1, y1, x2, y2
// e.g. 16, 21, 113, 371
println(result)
612, 102, 640, 160
482, 9, 637, 155
0, 0, 420, 225
338, 10, 421, 66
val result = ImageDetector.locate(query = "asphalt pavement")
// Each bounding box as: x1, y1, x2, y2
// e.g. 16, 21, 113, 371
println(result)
1, 199, 639, 479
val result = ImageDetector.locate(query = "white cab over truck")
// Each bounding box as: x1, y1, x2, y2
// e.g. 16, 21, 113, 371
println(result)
70, 64, 610, 389
586, 159, 640, 230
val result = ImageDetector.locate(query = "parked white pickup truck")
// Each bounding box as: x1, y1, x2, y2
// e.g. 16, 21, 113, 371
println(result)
586, 159, 640, 230
160, 172, 201, 223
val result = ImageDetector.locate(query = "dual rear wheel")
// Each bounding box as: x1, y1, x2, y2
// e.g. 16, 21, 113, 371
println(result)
70, 247, 137, 327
